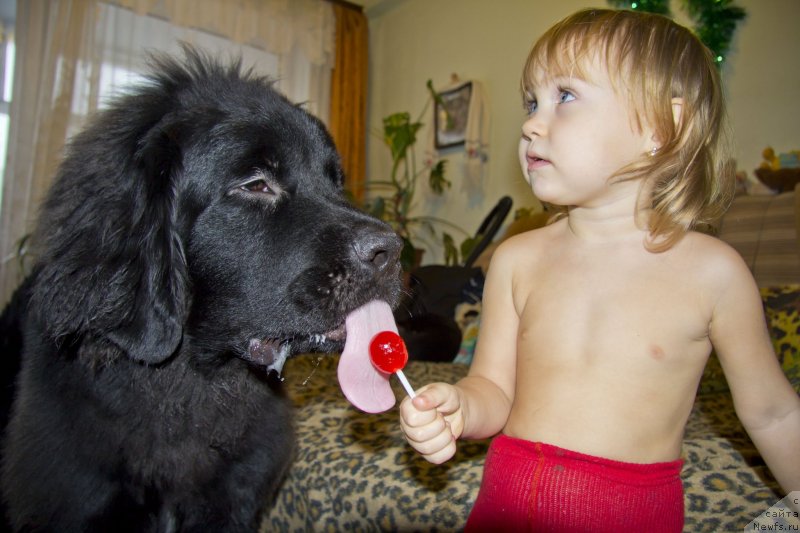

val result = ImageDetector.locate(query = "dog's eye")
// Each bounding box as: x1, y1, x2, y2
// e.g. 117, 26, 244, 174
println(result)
239, 179, 274, 194
229, 170, 285, 202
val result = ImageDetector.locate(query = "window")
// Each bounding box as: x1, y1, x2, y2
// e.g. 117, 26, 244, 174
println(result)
0, 28, 13, 206
66, 3, 283, 140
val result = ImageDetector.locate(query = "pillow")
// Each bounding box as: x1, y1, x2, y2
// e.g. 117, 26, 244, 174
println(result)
717, 189, 800, 288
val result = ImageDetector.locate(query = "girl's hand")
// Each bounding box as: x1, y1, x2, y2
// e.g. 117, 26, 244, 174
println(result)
399, 382, 464, 464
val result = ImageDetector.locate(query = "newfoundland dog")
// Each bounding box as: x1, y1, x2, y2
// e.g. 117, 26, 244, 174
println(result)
0, 47, 402, 532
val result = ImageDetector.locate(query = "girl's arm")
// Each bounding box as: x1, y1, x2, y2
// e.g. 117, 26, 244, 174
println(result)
710, 245, 800, 493
399, 236, 524, 463
457, 238, 521, 439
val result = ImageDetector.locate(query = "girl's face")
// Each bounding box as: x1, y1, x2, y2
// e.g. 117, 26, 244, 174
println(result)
518, 57, 653, 208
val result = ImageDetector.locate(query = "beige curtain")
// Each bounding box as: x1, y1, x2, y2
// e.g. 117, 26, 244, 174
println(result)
0, 0, 335, 307
329, 3, 368, 203
107, 0, 335, 118
0, 0, 98, 307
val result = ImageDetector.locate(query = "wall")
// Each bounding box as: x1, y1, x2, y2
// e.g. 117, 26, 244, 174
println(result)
364, 0, 800, 264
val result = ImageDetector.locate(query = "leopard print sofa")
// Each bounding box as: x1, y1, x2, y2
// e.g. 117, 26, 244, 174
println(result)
263, 286, 799, 532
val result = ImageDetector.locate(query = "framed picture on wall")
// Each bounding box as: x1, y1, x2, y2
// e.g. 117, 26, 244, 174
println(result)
434, 81, 472, 149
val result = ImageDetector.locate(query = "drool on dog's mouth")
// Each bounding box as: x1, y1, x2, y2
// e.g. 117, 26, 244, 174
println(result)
245, 300, 400, 413
245, 322, 346, 375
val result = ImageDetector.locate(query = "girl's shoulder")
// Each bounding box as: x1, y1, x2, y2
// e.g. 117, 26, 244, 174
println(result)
487, 219, 564, 274
674, 230, 754, 286
678, 230, 741, 260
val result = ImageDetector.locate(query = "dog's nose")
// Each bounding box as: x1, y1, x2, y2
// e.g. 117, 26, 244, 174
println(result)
353, 228, 402, 272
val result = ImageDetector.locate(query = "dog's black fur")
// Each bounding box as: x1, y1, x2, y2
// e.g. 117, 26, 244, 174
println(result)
0, 47, 402, 532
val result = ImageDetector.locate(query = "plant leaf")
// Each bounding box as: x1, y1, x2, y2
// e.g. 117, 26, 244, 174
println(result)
400, 238, 418, 271
460, 236, 478, 262
428, 160, 450, 194
383, 112, 423, 167
442, 232, 459, 266
368, 196, 386, 220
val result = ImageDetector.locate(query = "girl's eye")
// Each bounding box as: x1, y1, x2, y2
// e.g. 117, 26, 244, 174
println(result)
558, 90, 575, 104
525, 99, 538, 114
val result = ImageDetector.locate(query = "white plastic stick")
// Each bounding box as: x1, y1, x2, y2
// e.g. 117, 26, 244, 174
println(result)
395, 369, 416, 398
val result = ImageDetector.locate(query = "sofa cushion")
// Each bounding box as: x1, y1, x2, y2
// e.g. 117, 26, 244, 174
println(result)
717, 187, 800, 287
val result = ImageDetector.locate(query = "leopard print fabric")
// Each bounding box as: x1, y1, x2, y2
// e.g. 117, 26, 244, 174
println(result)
263, 357, 486, 532
700, 285, 800, 394
761, 285, 800, 385
262, 354, 789, 532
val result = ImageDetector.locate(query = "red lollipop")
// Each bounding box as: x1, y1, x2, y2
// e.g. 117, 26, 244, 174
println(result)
369, 331, 416, 398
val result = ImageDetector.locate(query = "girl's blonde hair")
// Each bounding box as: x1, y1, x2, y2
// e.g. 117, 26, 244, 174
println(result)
522, 8, 735, 251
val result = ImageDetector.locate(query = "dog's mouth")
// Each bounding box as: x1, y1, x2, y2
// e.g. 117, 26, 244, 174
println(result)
243, 300, 399, 414
336, 300, 398, 413
245, 322, 346, 375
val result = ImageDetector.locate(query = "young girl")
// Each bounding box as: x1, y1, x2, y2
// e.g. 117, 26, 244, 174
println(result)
399, 8, 799, 531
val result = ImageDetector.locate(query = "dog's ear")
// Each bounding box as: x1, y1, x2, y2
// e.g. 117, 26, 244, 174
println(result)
104, 123, 189, 364
32, 102, 189, 365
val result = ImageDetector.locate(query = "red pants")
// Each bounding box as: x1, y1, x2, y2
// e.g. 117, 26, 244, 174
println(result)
465, 434, 684, 532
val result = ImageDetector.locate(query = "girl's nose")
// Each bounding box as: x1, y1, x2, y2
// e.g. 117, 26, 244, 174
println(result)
521, 113, 545, 140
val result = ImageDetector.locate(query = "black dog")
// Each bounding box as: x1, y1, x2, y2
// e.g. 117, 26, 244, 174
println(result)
0, 47, 402, 532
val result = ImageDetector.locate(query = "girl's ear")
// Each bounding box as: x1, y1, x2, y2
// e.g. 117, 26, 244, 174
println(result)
648, 97, 685, 153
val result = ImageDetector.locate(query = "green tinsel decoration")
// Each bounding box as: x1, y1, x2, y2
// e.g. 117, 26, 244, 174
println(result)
682, 0, 746, 64
607, 0, 746, 66
607, 0, 671, 16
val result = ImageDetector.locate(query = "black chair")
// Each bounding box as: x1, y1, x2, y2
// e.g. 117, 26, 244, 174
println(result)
462, 195, 513, 268
397, 196, 512, 362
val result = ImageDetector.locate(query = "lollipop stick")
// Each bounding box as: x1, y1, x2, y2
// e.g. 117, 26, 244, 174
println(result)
395, 369, 416, 398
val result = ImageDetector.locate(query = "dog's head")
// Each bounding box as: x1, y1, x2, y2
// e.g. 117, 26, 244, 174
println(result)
30, 46, 403, 368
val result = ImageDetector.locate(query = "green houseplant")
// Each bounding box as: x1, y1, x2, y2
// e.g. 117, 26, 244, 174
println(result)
363, 81, 474, 271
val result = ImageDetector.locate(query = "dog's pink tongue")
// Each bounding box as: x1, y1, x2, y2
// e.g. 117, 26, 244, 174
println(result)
338, 300, 397, 413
